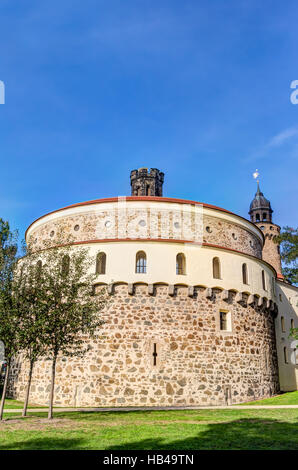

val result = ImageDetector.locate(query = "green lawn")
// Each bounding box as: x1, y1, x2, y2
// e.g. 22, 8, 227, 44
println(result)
241, 391, 298, 406
2, 398, 44, 409
1, 408, 298, 450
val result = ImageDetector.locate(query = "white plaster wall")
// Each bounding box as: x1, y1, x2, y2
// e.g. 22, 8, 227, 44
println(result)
276, 281, 298, 391
74, 241, 276, 300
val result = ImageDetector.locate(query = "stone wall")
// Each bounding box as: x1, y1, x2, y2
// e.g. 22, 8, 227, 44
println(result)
257, 223, 282, 274
9, 284, 279, 407
28, 209, 262, 259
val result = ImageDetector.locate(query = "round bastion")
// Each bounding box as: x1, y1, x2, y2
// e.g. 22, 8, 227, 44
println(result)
10, 196, 279, 406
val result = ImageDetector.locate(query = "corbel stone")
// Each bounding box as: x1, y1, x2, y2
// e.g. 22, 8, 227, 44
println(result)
205, 288, 213, 299
235, 292, 243, 304
258, 296, 264, 307
188, 286, 194, 297
108, 283, 114, 295
168, 285, 175, 296
266, 299, 271, 310
247, 294, 255, 305
221, 290, 229, 301
128, 283, 134, 295
148, 284, 154, 296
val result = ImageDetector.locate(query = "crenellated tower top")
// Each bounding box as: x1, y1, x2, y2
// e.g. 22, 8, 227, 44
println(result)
130, 168, 164, 197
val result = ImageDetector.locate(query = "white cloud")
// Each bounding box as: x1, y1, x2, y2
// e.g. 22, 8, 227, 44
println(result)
246, 126, 298, 161
267, 127, 298, 147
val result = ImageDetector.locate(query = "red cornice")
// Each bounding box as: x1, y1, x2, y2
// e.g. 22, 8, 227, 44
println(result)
25, 196, 264, 242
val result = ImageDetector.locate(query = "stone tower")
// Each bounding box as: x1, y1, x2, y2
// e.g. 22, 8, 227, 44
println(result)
249, 182, 282, 275
130, 168, 164, 196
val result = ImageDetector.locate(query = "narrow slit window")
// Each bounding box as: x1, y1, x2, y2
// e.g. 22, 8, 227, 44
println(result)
242, 263, 248, 284
284, 347, 288, 364
96, 252, 106, 275
262, 270, 266, 290
281, 316, 285, 333
153, 343, 157, 366
136, 251, 147, 273
213, 257, 221, 279
176, 253, 186, 275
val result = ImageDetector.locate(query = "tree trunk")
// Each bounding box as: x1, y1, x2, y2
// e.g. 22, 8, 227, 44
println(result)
22, 359, 34, 417
48, 355, 57, 420
0, 359, 11, 421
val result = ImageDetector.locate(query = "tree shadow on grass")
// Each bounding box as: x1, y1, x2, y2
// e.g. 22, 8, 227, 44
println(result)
0, 417, 297, 450
0, 438, 86, 450
105, 418, 298, 451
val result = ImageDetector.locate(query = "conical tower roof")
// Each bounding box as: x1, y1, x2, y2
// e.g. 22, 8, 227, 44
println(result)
249, 183, 273, 214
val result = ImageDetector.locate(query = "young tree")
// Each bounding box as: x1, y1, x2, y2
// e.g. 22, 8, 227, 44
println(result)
0, 218, 20, 420
275, 226, 298, 285
26, 238, 106, 419
15, 256, 48, 417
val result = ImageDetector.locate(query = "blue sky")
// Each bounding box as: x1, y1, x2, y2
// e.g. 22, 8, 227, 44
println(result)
0, 0, 297, 240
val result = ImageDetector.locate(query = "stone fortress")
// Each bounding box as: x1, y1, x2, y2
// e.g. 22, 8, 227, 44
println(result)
10, 169, 298, 406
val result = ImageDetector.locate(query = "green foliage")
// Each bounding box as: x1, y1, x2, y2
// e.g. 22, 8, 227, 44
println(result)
24, 233, 107, 418
275, 226, 298, 284
0, 218, 20, 360
24, 233, 106, 360
289, 327, 298, 341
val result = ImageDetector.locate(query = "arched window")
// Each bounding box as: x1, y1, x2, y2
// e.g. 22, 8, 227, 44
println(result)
291, 319, 294, 330
256, 213, 260, 222
136, 251, 147, 273
281, 316, 285, 333
242, 263, 248, 284
263, 212, 267, 221
213, 257, 221, 279
176, 253, 186, 275
96, 252, 106, 275
284, 347, 288, 364
262, 270, 266, 290
61, 255, 70, 277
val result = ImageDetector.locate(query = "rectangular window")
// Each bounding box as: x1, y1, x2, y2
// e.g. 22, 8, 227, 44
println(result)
220, 312, 228, 331
281, 316, 285, 333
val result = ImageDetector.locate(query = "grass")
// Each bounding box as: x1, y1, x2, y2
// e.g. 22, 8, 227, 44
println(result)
0, 408, 298, 450
241, 391, 298, 406
2, 398, 45, 409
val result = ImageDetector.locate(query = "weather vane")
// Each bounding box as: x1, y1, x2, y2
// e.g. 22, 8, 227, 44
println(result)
253, 169, 260, 184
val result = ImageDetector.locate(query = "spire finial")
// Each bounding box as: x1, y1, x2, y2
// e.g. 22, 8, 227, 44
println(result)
253, 169, 260, 184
